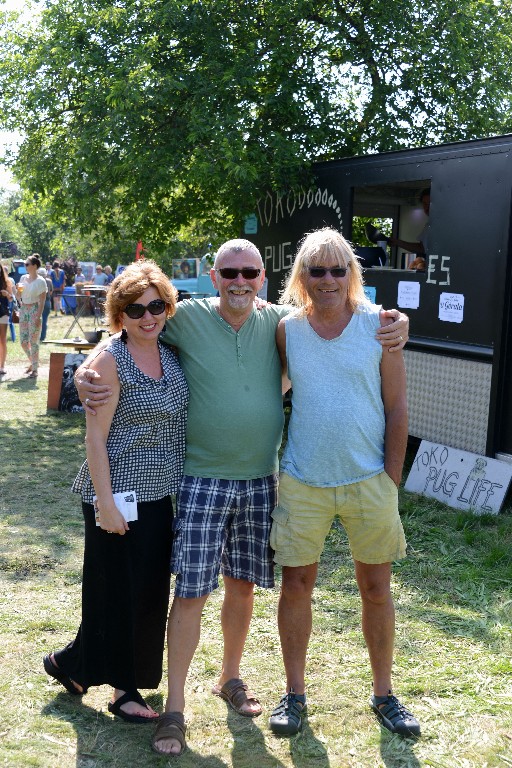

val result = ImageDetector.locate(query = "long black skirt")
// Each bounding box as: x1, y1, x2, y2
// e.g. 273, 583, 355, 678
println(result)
54, 496, 173, 692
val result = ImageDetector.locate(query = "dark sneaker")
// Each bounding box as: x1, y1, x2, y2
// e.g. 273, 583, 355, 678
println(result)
269, 689, 307, 735
370, 693, 421, 737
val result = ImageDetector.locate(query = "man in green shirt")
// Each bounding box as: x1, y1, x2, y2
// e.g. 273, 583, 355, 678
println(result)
76, 239, 408, 757
153, 241, 291, 755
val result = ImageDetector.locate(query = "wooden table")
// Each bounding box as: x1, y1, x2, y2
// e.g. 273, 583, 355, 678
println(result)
42, 338, 97, 353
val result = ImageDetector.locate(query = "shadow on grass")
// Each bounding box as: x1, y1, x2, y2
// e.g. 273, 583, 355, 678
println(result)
377, 729, 421, 768
288, 716, 330, 768
42, 693, 229, 767
2, 376, 40, 391
225, 708, 288, 768
223, 707, 330, 768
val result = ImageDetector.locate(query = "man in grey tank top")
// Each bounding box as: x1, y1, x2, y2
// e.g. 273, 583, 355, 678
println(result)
269, 228, 420, 739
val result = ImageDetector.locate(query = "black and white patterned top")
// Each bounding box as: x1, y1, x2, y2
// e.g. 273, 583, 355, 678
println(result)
72, 336, 188, 503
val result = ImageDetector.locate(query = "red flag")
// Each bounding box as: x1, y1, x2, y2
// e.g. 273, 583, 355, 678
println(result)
135, 241, 144, 260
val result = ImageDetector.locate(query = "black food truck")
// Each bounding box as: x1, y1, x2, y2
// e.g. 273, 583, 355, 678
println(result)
248, 134, 512, 461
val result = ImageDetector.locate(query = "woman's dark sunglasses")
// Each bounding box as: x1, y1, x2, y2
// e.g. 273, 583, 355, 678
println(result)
216, 268, 261, 279
123, 299, 166, 319
308, 266, 348, 278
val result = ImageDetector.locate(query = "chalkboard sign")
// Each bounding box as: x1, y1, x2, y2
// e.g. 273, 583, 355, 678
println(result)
405, 441, 512, 514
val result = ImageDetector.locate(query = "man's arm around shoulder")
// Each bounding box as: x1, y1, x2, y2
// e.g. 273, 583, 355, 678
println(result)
381, 347, 408, 487
276, 318, 291, 396
377, 308, 409, 351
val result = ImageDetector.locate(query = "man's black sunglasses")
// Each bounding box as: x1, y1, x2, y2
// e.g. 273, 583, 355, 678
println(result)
123, 299, 166, 319
216, 268, 261, 279
308, 266, 348, 278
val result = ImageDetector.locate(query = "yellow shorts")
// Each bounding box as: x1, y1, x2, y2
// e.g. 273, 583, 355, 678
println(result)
270, 471, 407, 566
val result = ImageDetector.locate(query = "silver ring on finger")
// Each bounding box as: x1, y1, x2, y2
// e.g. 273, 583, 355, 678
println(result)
399, 335, 403, 341
85, 398, 90, 406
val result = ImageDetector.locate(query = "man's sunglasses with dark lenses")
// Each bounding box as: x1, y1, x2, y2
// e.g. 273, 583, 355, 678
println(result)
308, 266, 348, 278
123, 299, 166, 319
216, 268, 261, 280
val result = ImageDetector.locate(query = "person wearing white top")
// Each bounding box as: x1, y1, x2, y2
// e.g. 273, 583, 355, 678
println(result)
16, 253, 48, 378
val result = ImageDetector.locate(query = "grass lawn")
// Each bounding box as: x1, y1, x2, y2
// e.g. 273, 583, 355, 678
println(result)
1, 315, 511, 767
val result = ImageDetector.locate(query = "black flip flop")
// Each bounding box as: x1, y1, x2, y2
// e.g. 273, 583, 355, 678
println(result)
43, 654, 85, 696
108, 690, 158, 724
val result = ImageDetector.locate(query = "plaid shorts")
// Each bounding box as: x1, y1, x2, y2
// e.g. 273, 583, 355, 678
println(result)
171, 474, 278, 598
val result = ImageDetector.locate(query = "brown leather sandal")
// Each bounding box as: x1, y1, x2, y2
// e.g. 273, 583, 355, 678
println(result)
151, 711, 186, 756
212, 677, 262, 717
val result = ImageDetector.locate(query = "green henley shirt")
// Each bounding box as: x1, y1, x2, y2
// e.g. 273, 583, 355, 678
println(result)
160, 298, 290, 480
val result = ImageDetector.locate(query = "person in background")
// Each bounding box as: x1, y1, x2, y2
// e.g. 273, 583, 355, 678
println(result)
17, 254, 47, 378
268, 228, 419, 738
37, 267, 53, 342
179, 260, 191, 277
0, 264, 14, 375
75, 264, 86, 282
91, 265, 109, 318
93, 265, 109, 286
104, 265, 114, 285
51, 260, 66, 315
43, 260, 189, 723
388, 188, 431, 257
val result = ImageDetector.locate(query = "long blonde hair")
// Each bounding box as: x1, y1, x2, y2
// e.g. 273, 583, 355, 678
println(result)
279, 228, 367, 313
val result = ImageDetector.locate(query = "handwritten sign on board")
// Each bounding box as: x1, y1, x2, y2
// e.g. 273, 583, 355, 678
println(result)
405, 441, 512, 515
398, 281, 420, 309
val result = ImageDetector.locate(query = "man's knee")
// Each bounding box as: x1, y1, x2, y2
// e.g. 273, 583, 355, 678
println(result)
359, 581, 392, 606
355, 562, 392, 605
223, 576, 255, 599
281, 565, 317, 599
169, 594, 209, 619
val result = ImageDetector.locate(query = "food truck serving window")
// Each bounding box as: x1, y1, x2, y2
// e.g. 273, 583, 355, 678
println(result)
350, 179, 431, 271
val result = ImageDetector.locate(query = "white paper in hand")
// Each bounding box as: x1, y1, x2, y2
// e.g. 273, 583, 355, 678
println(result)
93, 491, 138, 525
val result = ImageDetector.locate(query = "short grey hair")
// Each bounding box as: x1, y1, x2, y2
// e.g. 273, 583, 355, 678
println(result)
214, 239, 263, 267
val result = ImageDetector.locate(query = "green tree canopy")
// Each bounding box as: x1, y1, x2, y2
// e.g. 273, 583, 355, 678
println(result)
1, 0, 511, 249
0, 185, 138, 263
